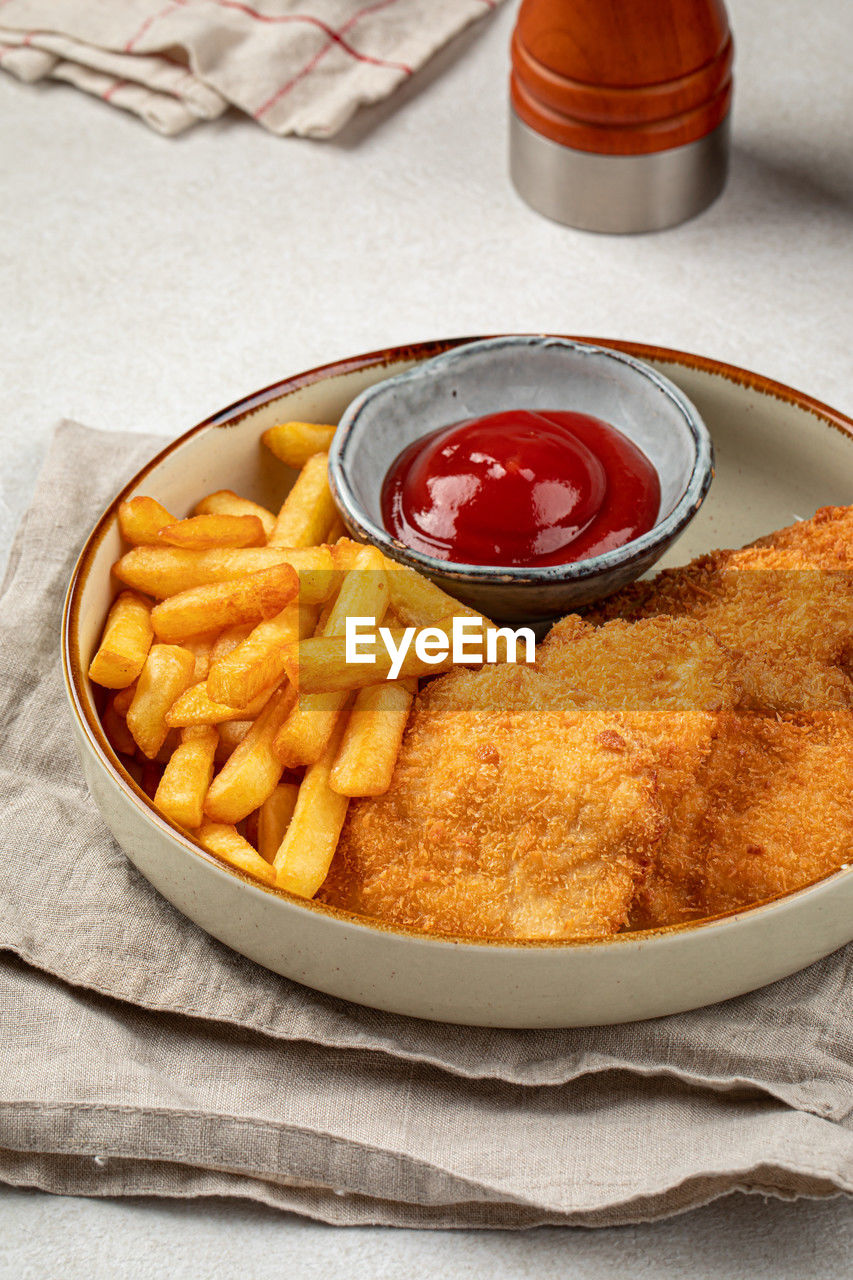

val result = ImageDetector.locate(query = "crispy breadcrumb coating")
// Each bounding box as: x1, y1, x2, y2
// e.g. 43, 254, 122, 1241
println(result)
322, 507, 853, 939
583, 506, 853, 712
632, 712, 853, 927
321, 619, 739, 940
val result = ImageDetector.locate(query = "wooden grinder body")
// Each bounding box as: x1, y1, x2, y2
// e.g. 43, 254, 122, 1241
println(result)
509, 0, 734, 231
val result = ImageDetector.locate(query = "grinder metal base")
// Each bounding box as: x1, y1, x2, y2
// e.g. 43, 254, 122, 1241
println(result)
509, 110, 730, 234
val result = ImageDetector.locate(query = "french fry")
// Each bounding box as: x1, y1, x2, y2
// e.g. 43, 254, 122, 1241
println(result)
281, 615, 462, 694
256, 782, 299, 862
127, 644, 196, 758
101, 469, 511, 898
210, 624, 253, 665
331, 538, 370, 570
269, 452, 338, 549
158, 514, 265, 549
274, 691, 354, 768
150, 563, 299, 643
329, 679, 416, 796
114, 545, 338, 602
325, 515, 346, 544
181, 632, 218, 681
298, 602, 320, 635
262, 421, 336, 469
153, 726, 218, 829
88, 590, 154, 689
314, 595, 337, 635
166, 678, 278, 727
281, 557, 345, 608
204, 686, 297, 824
118, 496, 175, 545
102, 697, 137, 757
383, 559, 488, 627
381, 560, 520, 658
112, 680, 138, 717
193, 489, 276, 540
206, 601, 314, 709
321, 545, 389, 633
273, 716, 350, 898
273, 546, 388, 766
196, 822, 276, 886
215, 720, 252, 763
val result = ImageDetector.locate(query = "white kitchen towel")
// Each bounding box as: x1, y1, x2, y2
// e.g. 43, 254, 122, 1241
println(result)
0, 0, 502, 136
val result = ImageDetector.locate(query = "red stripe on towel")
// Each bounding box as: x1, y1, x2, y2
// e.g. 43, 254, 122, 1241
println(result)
214, 0, 411, 69
254, 0, 411, 120
102, 77, 128, 100
125, 1, 187, 52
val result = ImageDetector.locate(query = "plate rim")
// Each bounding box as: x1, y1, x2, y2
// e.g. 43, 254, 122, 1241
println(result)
62, 334, 853, 953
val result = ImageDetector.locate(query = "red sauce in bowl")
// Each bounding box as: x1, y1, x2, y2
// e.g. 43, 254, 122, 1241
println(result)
380, 409, 661, 567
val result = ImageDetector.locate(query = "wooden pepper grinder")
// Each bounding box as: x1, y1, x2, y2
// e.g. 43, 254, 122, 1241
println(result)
510, 0, 734, 232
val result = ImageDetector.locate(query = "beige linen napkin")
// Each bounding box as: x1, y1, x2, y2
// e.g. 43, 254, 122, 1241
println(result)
1, 419, 852, 1225
0, 0, 502, 137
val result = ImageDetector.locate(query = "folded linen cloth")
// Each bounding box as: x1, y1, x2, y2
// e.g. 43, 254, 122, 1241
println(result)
1, 419, 852, 1226
0, 0, 502, 137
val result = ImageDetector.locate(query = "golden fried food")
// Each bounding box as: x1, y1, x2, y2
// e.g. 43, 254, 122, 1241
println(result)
87, 590, 153, 689
321, 703, 659, 940
324, 508, 853, 940
585, 506, 853, 712
320, 618, 740, 940
92, 455, 853, 944
578, 505, 853, 927
633, 711, 853, 927
540, 615, 742, 818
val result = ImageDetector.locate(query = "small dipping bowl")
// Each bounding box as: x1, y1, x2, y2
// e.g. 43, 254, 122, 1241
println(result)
328, 336, 714, 623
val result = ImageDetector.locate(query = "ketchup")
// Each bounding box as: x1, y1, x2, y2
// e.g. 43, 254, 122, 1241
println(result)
380, 409, 660, 568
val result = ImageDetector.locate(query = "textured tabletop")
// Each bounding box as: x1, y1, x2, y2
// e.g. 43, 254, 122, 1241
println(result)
2, 0, 852, 1272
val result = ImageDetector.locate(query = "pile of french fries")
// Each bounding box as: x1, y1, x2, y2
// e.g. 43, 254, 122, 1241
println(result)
88, 420, 494, 899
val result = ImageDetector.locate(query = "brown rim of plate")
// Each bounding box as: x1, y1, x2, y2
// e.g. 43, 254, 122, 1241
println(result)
62, 335, 853, 950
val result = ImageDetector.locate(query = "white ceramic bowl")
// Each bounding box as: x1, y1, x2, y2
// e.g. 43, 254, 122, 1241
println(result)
328, 336, 714, 622
62, 336, 853, 1028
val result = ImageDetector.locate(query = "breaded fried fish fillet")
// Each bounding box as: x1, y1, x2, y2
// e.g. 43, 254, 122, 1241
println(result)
324, 507, 853, 939
584, 506, 853, 712
632, 712, 853, 927
539, 615, 739, 810
582, 505, 853, 926
320, 618, 740, 940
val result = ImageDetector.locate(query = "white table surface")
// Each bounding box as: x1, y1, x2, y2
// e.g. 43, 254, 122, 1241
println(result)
2, 0, 852, 1273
